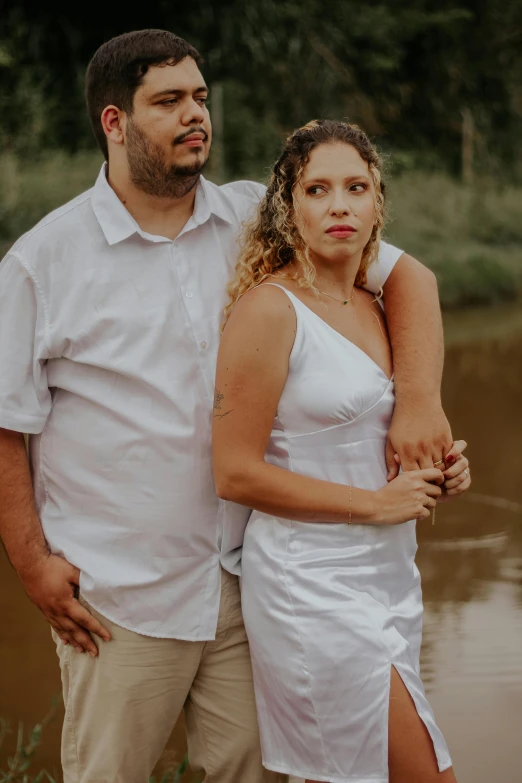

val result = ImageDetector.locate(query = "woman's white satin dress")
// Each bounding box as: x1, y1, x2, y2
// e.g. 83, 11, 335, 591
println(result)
241, 285, 451, 783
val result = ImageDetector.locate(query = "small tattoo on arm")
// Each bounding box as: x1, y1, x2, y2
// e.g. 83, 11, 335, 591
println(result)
213, 388, 234, 419
214, 409, 234, 419
214, 389, 224, 410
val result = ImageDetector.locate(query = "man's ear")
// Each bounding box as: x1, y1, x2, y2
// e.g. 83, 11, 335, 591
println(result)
100, 105, 126, 147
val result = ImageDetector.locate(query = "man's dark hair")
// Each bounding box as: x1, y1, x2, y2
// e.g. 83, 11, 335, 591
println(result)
86, 29, 203, 159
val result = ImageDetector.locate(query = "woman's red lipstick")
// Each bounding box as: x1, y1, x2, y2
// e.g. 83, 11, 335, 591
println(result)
326, 225, 356, 238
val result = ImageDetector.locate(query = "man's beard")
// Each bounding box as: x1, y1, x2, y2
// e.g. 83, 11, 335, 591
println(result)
126, 119, 209, 199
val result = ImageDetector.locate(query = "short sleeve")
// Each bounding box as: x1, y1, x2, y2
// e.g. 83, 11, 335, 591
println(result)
364, 240, 404, 295
221, 179, 267, 203
0, 253, 52, 433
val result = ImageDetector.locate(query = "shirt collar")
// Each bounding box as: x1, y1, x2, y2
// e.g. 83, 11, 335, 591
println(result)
195, 176, 236, 226
91, 164, 234, 246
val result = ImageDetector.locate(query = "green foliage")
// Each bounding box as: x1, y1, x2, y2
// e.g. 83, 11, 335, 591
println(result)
0, 152, 102, 243
149, 755, 194, 783
434, 253, 518, 309
0, 1, 521, 177
0, 707, 193, 783
385, 171, 522, 308
0, 705, 58, 783
220, 80, 282, 181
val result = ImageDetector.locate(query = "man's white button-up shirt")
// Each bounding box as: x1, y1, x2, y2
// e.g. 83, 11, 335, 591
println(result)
0, 166, 403, 639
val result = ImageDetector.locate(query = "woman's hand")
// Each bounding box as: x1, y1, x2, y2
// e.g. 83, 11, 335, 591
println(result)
372, 468, 444, 525
439, 439, 471, 501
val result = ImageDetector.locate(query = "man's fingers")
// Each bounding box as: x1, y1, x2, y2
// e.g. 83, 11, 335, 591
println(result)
417, 468, 445, 484
57, 616, 99, 656
56, 606, 102, 657
401, 456, 422, 472
57, 632, 75, 648
387, 463, 400, 481
69, 602, 111, 642
385, 439, 399, 481
51, 621, 84, 653
418, 454, 437, 470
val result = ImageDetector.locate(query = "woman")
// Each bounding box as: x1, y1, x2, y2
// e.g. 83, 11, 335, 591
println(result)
212, 120, 470, 783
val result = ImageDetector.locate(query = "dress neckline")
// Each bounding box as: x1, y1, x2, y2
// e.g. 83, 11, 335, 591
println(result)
262, 282, 394, 383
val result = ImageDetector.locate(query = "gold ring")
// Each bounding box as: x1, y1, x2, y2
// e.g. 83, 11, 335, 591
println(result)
433, 459, 445, 467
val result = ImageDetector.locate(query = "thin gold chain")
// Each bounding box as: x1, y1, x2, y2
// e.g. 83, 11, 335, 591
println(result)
318, 285, 388, 343
317, 287, 354, 305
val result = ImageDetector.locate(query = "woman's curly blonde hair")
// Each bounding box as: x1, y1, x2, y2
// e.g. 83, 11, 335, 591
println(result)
224, 119, 386, 326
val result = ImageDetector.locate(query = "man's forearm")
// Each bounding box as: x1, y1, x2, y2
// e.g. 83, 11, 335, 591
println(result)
0, 428, 49, 579
383, 253, 444, 405
0, 428, 109, 654
382, 252, 452, 471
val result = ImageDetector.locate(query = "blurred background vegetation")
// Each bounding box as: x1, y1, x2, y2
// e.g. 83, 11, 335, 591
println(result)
0, 0, 521, 306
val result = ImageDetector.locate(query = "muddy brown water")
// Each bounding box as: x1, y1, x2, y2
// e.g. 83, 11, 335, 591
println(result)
1, 303, 521, 782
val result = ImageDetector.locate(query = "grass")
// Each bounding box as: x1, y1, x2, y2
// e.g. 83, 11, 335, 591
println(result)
0, 151, 521, 308
0, 705, 58, 783
385, 171, 522, 308
0, 707, 194, 783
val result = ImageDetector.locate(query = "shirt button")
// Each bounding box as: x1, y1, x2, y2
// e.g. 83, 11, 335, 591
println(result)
185, 291, 193, 299
200, 341, 207, 349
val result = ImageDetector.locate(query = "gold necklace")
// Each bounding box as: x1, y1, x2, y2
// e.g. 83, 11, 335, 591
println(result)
317, 287, 355, 305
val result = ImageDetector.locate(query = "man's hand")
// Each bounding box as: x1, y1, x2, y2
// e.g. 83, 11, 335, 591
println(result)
386, 400, 453, 480
21, 553, 111, 656
0, 429, 110, 655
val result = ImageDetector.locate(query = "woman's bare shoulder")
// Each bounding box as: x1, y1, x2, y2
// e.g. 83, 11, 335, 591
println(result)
225, 283, 297, 335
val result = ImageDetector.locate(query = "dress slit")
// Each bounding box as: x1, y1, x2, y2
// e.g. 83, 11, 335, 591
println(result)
388, 662, 452, 775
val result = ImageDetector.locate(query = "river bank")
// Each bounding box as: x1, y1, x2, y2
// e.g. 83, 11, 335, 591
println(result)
0, 151, 521, 308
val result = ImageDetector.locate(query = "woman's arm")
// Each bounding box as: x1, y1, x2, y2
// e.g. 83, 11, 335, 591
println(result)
382, 253, 453, 476
212, 286, 442, 525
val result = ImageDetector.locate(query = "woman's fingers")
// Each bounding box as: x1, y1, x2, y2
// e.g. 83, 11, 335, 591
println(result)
423, 482, 443, 498
445, 473, 471, 495
444, 469, 469, 488
444, 454, 469, 480
445, 471, 471, 491
444, 439, 467, 466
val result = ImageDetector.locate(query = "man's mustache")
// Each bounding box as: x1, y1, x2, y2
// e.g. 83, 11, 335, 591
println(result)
173, 127, 209, 145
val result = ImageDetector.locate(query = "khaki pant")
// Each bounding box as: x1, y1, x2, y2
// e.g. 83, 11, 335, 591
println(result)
53, 568, 287, 783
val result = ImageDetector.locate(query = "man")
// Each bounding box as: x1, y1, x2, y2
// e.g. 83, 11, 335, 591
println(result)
0, 29, 451, 783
